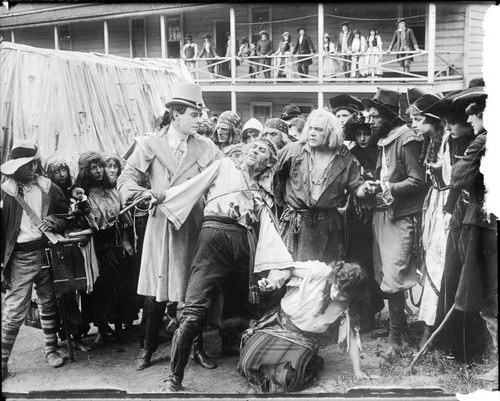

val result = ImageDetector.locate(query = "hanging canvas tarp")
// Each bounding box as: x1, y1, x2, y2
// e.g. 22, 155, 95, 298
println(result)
0, 42, 194, 173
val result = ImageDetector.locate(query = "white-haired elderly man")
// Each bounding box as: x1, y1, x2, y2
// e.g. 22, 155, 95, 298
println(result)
143, 136, 294, 391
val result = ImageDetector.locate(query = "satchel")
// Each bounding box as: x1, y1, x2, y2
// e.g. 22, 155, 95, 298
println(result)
24, 300, 42, 329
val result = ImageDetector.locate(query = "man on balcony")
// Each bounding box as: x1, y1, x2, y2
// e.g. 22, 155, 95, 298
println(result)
256, 30, 274, 80
293, 27, 316, 80
362, 88, 426, 355
336, 21, 354, 78
388, 19, 419, 75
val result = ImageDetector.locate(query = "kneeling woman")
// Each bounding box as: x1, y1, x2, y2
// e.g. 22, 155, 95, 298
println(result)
238, 261, 367, 393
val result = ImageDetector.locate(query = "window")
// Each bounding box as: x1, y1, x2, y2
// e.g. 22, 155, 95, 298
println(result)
167, 17, 181, 58
250, 6, 271, 44
294, 103, 314, 116
58, 25, 71, 51
251, 102, 273, 125
131, 19, 146, 58
402, 4, 426, 49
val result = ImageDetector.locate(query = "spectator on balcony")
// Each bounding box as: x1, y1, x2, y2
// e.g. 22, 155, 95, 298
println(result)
181, 35, 198, 71
363, 28, 383, 78
221, 32, 238, 78
274, 108, 376, 263
275, 32, 293, 79
336, 21, 354, 78
214, 110, 243, 163
241, 118, 263, 145
388, 19, 419, 75
328, 93, 365, 149
323, 33, 336, 80
362, 88, 426, 356
260, 118, 290, 150
293, 27, 316, 80
199, 34, 218, 78
256, 30, 274, 80
349, 30, 366, 79
238, 37, 256, 80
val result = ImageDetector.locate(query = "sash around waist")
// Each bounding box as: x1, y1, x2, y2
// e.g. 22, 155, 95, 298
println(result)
202, 215, 248, 233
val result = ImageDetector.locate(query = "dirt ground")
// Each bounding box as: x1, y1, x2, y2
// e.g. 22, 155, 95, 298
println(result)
2, 299, 498, 399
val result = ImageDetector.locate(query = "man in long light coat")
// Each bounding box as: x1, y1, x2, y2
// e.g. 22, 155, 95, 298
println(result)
118, 83, 221, 370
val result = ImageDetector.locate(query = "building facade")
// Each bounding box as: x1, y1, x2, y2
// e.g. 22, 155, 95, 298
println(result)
0, 2, 492, 122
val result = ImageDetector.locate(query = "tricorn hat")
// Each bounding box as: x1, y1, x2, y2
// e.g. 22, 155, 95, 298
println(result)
258, 30, 269, 36
406, 87, 443, 106
362, 88, 401, 116
451, 86, 487, 111
165, 83, 207, 112
409, 94, 444, 119
329, 93, 364, 112
419, 90, 463, 120
1, 139, 41, 175
281, 104, 301, 121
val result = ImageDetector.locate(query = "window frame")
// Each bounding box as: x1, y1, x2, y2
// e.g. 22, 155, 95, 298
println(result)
58, 24, 72, 51
249, 5, 272, 43
250, 101, 273, 124
129, 17, 147, 58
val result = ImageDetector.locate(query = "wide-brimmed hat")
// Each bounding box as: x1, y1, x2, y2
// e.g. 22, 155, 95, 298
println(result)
409, 94, 444, 119
165, 83, 206, 112
362, 88, 401, 116
202, 34, 212, 39
281, 104, 301, 121
1, 139, 41, 175
396, 18, 407, 27
282, 32, 290, 38
184, 34, 193, 41
419, 90, 463, 119
258, 30, 269, 36
242, 118, 263, 133
467, 77, 485, 89
329, 93, 364, 112
240, 36, 249, 43
451, 86, 487, 111
323, 33, 330, 39
406, 87, 443, 106
297, 27, 306, 32
340, 21, 350, 28
218, 110, 242, 129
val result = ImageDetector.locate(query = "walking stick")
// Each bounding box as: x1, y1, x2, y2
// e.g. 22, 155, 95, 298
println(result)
404, 303, 456, 375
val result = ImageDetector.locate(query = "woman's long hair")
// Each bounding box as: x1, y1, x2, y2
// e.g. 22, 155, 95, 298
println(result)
419, 116, 445, 165
75, 155, 113, 193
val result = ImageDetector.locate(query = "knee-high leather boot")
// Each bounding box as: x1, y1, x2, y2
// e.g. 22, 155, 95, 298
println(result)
169, 316, 202, 391
192, 331, 217, 369
136, 298, 167, 371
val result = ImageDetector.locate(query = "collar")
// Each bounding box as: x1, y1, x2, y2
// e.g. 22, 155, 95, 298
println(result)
377, 124, 408, 147
167, 125, 190, 142
1, 175, 51, 197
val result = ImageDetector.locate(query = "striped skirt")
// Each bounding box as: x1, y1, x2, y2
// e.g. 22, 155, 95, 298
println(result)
237, 330, 324, 393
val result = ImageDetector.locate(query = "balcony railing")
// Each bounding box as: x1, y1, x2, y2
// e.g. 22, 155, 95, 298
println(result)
185, 50, 463, 84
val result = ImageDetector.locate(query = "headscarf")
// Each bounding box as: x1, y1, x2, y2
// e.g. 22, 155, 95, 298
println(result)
45, 155, 70, 175
218, 110, 242, 129
263, 118, 289, 135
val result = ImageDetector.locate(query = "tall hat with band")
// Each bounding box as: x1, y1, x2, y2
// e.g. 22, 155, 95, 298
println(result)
1, 140, 41, 175
362, 88, 401, 116
329, 93, 364, 112
165, 83, 207, 112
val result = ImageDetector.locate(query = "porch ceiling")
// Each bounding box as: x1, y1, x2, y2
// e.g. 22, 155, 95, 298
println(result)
198, 80, 466, 95
0, 2, 217, 29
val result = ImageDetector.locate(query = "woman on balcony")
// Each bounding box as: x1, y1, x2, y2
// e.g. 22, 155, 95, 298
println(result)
363, 28, 383, 78
322, 33, 336, 80
238, 37, 256, 80
349, 30, 366, 79
275, 32, 293, 79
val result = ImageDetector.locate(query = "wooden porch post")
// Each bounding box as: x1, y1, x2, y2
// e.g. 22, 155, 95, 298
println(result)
230, 6, 236, 85
160, 15, 167, 58
318, 3, 324, 86
231, 91, 237, 113
11, 30, 15, 43
54, 26, 59, 50
104, 21, 109, 54
427, 3, 436, 84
